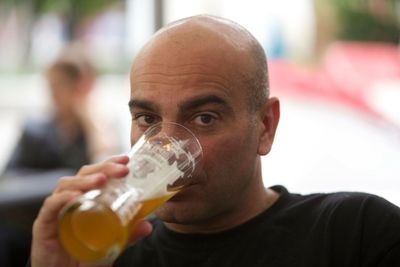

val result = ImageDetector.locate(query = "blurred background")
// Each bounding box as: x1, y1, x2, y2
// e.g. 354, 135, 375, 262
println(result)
0, 0, 400, 223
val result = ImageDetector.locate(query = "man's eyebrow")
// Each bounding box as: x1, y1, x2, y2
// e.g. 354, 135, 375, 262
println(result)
128, 99, 158, 112
179, 95, 231, 112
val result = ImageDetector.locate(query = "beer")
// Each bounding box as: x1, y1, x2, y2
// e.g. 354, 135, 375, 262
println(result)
58, 122, 202, 263
58, 193, 175, 263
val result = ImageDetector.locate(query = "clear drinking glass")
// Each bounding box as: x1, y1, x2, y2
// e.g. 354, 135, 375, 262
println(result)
58, 122, 202, 263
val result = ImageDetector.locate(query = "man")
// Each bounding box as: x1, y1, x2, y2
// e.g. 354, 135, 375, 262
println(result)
30, 15, 400, 267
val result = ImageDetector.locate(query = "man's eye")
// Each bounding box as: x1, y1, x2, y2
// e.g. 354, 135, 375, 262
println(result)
193, 114, 216, 126
134, 114, 158, 126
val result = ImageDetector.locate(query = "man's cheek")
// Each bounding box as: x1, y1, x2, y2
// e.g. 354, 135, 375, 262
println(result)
202, 139, 239, 174
202, 138, 230, 161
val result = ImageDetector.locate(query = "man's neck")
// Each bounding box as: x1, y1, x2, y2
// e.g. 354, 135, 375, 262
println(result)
164, 187, 280, 234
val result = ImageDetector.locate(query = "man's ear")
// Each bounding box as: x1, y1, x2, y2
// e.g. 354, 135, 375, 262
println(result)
257, 97, 280, 155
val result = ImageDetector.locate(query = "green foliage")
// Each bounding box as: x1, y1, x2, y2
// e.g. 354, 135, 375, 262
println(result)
333, 0, 399, 43
36, 0, 120, 17
4, 0, 121, 18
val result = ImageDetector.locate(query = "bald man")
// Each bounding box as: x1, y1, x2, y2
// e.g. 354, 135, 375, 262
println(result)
30, 15, 400, 267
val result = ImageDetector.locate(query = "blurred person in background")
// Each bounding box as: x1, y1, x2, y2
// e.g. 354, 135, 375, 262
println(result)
0, 45, 119, 267
4, 46, 118, 172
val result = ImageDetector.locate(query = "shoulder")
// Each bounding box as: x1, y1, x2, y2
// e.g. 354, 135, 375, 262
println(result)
22, 117, 55, 137
286, 189, 400, 264
16, 118, 58, 147
328, 193, 400, 265
274, 186, 400, 235
300, 190, 400, 226
319, 191, 400, 217
307, 192, 400, 256
272, 186, 400, 217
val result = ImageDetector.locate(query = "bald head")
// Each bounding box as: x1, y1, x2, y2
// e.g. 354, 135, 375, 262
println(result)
132, 15, 269, 112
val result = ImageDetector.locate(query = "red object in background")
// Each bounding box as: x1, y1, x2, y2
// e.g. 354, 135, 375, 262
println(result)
324, 42, 400, 96
268, 42, 400, 127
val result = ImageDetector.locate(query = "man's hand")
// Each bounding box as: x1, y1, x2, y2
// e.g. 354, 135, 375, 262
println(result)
30, 155, 153, 267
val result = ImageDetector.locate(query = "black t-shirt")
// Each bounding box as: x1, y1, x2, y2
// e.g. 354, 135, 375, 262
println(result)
5, 117, 90, 172
115, 186, 400, 267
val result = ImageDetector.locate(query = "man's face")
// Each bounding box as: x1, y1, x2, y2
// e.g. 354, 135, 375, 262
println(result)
129, 32, 265, 227
47, 69, 78, 119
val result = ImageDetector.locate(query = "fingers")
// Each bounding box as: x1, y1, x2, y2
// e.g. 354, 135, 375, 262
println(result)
38, 155, 130, 234
33, 190, 82, 245
127, 220, 153, 245
32, 155, 133, 267
54, 155, 130, 194
54, 173, 107, 194
36, 191, 81, 225
78, 155, 130, 177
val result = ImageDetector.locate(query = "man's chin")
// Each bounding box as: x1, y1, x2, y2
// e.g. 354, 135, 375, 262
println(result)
154, 196, 199, 223
169, 182, 200, 201
154, 184, 204, 222
154, 205, 188, 224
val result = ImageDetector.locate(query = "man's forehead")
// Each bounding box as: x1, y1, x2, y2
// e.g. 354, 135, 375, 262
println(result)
130, 60, 234, 102
131, 39, 238, 73
130, 42, 244, 95
131, 17, 253, 73
129, 15, 259, 113
130, 85, 231, 102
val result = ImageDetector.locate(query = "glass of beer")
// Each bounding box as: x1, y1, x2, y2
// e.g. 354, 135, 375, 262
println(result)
58, 122, 202, 263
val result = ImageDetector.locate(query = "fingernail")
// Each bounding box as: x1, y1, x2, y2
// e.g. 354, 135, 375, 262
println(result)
118, 165, 129, 172
91, 173, 106, 181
